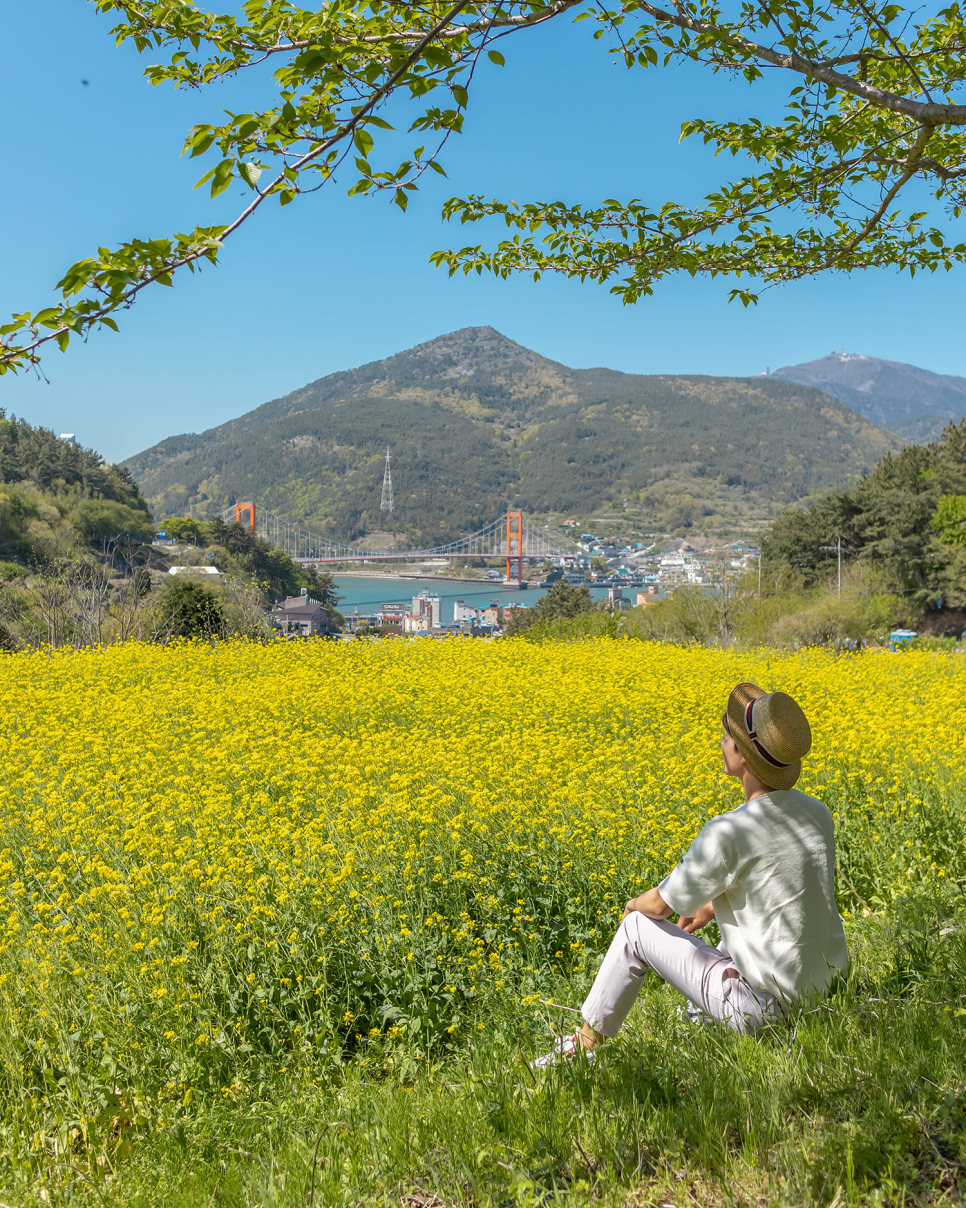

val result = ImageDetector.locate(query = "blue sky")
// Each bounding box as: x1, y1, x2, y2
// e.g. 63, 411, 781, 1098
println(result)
2, 1, 964, 464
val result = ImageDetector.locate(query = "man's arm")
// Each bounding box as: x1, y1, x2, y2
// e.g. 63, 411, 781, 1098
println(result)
621, 890, 716, 934
622, 887, 673, 921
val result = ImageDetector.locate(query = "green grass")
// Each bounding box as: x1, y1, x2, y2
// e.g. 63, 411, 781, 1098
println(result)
4, 899, 965, 1208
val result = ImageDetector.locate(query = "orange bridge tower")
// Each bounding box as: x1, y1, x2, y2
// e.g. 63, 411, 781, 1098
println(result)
505, 511, 523, 583
234, 502, 256, 532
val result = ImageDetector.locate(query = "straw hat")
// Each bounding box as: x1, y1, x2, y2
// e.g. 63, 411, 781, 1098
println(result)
725, 682, 812, 790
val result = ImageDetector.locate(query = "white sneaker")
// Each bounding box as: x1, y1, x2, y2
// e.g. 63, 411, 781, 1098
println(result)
530, 1033, 597, 1069
679, 999, 713, 1026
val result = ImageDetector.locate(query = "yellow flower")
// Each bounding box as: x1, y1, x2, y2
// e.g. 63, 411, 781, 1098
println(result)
0, 638, 960, 1092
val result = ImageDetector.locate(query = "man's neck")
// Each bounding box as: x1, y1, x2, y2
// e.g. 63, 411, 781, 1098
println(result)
741, 770, 777, 801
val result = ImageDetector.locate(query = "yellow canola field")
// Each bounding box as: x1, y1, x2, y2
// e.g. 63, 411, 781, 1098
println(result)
0, 639, 964, 1106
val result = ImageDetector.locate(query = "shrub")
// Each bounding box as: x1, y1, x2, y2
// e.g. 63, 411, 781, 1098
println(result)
902, 634, 965, 653
70, 499, 156, 543
158, 516, 205, 543
156, 577, 226, 640
132, 565, 152, 600
504, 580, 598, 636
0, 561, 28, 583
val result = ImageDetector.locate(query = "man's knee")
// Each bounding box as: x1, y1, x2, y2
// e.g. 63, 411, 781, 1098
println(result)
621, 910, 661, 943
616, 911, 663, 963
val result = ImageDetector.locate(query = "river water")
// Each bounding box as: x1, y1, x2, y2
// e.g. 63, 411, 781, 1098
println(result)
332, 575, 618, 624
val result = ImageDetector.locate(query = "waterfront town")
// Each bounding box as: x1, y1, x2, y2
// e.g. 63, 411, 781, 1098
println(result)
266, 536, 763, 639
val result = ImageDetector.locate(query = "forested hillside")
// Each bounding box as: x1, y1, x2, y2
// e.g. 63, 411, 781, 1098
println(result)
124, 328, 899, 543
0, 411, 153, 563
764, 420, 966, 610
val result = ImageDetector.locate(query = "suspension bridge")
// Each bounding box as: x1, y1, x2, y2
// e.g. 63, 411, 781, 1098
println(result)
221, 503, 580, 579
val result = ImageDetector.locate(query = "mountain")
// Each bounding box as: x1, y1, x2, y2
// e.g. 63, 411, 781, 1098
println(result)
770, 353, 966, 443
123, 327, 900, 542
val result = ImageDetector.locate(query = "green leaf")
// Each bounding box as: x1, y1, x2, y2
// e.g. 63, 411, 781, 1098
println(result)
238, 162, 263, 189
452, 85, 468, 107
209, 160, 235, 198
193, 166, 218, 191
187, 130, 216, 159
353, 129, 374, 157
487, 50, 505, 66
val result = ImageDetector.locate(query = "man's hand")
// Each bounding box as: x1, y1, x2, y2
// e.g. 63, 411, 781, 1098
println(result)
621, 887, 672, 921
677, 901, 715, 934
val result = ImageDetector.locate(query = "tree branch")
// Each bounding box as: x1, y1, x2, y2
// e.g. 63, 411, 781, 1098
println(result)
852, 0, 934, 103
181, 0, 585, 57
871, 154, 966, 180
817, 44, 966, 69
632, 0, 966, 125
2, 0, 478, 370
791, 123, 935, 276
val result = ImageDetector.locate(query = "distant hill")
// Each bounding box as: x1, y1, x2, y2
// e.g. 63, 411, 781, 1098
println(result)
124, 328, 900, 543
0, 410, 154, 562
770, 354, 966, 443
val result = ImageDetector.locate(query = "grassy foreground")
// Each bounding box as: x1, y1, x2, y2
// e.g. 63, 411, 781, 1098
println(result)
55, 912, 966, 1208
0, 639, 964, 1206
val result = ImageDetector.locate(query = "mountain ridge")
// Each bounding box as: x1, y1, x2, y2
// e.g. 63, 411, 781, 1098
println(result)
770, 352, 966, 443
124, 328, 901, 542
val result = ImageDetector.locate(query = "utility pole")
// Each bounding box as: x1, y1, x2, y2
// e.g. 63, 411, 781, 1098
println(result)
820, 535, 842, 594
379, 446, 394, 515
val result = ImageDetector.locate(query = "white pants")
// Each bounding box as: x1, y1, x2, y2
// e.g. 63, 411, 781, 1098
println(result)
581, 913, 783, 1038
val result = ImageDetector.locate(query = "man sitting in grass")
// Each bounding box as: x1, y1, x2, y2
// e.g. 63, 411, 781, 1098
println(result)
535, 682, 849, 1065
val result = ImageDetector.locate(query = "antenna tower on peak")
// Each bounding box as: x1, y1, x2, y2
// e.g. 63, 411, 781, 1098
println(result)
380, 446, 394, 514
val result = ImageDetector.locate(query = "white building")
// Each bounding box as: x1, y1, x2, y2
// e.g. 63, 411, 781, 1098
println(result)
411, 590, 442, 627
453, 599, 478, 624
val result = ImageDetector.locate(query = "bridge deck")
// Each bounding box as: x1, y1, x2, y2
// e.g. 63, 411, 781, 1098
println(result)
221, 505, 582, 565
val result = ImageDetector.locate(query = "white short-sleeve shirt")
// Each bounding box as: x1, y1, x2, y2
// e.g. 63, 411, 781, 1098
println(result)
659, 788, 849, 1004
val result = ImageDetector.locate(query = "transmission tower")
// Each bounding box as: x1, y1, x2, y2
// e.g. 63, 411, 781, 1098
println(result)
379, 446, 394, 514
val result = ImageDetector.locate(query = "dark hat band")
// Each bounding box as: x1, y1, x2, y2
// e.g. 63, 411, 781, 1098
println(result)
745, 699, 790, 769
